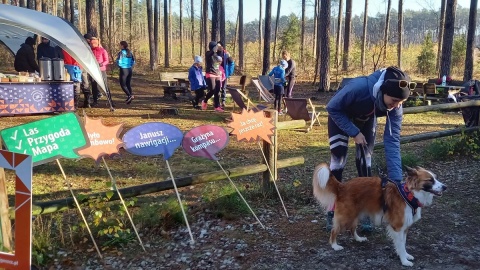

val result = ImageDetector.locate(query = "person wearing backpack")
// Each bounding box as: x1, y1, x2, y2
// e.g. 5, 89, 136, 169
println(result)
116, 41, 136, 104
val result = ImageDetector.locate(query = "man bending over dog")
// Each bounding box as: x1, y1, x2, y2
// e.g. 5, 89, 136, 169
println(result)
325, 66, 416, 231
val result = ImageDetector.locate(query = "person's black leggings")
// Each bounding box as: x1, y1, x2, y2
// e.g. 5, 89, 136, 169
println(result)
91, 71, 111, 102
327, 116, 376, 182
119, 68, 133, 98
205, 78, 221, 108
193, 86, 206, 106
273, 85, 284, 111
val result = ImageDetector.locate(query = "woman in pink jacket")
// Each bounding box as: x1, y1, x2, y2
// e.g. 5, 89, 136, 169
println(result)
90, 37, 111, 107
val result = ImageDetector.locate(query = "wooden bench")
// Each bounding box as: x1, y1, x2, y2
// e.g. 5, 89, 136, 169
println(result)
159, 71, 191, 100
227, 75, 251, 95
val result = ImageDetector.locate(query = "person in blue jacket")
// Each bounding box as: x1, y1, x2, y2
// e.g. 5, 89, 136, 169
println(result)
325, 66, 416, 231
188, 56, 207, 109
116, 41, 136, 104
268, 60, 288, 114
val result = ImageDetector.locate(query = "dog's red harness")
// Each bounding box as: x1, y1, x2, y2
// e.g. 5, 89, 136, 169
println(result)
381, 177, 423, 215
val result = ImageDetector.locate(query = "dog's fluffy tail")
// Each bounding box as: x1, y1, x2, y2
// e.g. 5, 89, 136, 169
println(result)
312, 163, 340, 211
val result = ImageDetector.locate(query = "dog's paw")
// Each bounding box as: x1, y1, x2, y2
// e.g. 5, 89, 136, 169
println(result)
401, 259, 414, 267
355, 236, 368, 242
331, 243, 344, 251
406, 253, 414, 260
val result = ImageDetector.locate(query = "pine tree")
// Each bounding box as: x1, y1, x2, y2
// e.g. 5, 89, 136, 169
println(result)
417, 33, 436, 75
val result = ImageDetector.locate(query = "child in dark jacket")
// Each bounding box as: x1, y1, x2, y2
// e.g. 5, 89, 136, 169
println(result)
188, 56, 207, 109
268, 60, 288, 114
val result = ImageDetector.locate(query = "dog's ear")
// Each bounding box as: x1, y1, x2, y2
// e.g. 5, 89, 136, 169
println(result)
405, 166, 417, 176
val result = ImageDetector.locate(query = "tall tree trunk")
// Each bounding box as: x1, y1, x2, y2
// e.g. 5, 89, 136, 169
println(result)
168, 0, 172, 60
233, 13, 239, 56
314, 0, 321, 82
69, 0, 74, 24
272, 0, 281, 62
318, 0, 331, 92
382, 0, 392, 62
85, 0, 98, 36
147, 0, 156, 70
463, 0, 477, 81
99, 0, 105, 41
300, 0, 305, 62
436, 0, 447, 76
129, 0, 133, 46
397, 0, 403, 69
341, 0, 351, 71
313, 0, 318, 59
259, 0, 263, 62
262, 0, 272, 75
238, 0, 244, 73
211, 0, 219, 41
64, 0, 70, 21
190, 0, 195, 57
154, 0, 159, 62
219, 0, 225, 43
164, 0, 170, 67
121, 0, 125, 39
179, 0, 183, 64
335, 0, 343, 69
361, 0, 368, 73
202, 0, 208, 54
440, 0, 457, 78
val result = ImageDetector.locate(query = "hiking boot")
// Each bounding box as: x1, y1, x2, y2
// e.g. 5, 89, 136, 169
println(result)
201, 101, 208, 110
126, 95, 134, 104
214, 107, 225, 113
360, 217, 373, 232
90, 101, 98, 107
326, 211, 334, 232
82, 100, 91, 108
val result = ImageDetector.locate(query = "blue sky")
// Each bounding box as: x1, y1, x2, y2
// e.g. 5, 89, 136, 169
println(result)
223, 0, 473, 23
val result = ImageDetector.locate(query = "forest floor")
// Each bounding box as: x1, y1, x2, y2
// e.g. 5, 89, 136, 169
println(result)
5, 73, 477, 270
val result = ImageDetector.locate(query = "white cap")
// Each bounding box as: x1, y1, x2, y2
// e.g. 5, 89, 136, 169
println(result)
194, 56, 203, 63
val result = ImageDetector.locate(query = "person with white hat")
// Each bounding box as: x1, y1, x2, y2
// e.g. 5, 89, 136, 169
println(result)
188, 55, 207, 109
268, 59, 289, 115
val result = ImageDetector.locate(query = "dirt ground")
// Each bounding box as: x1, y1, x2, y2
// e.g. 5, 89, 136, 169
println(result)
38, 75, 480, 269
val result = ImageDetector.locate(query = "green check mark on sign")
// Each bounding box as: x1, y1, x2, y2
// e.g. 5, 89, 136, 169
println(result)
0, 113, 88, 166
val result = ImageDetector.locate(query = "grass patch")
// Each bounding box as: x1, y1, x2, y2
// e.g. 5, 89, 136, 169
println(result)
202, 182, 251, 220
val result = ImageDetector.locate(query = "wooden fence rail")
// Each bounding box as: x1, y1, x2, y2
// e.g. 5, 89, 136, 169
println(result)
375, 100, 480, 149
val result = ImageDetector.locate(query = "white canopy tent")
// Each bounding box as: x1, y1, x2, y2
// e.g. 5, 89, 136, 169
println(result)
0, 4, 113, 109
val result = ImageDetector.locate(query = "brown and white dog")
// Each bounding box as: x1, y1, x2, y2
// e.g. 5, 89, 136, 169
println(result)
312, 163, 447, 267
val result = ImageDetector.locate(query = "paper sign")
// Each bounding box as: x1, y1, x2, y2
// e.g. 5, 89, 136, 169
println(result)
0, 150, 33, 269
122, 122, 183, 159
182, 125, 229, 160
0, 112, 88, 166
76, 115, 124, 161
228, 109, 275, 144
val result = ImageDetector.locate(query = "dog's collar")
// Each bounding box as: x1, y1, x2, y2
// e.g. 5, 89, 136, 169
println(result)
381, 177, 423, 215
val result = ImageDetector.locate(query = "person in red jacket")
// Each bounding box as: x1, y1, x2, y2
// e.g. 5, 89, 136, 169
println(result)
90, 37, 111, 107
62, 50, 83, 109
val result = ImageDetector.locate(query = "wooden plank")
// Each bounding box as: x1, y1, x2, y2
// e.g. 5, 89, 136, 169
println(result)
0, 138, 12, 251
16, 156, 305, 218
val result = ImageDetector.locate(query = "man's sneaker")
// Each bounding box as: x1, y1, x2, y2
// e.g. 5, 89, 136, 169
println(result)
214, 107, 225, 112
126, 95, 134, 104
201, 101, 208, 110
360, 217, 374, 232
326, 211, 334, 232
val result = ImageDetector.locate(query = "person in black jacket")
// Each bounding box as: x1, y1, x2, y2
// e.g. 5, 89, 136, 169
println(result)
37, 37, 59, 60
14, 37, 39, 73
